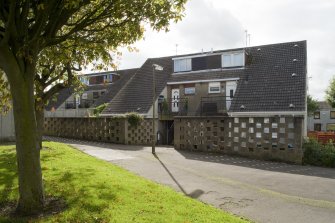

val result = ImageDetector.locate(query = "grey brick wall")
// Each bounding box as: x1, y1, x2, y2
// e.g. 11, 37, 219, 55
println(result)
174, 116, 304, 164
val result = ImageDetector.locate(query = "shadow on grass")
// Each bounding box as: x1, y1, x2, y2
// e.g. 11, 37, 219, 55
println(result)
45, 167, 118, 217
153, 153, 204, 199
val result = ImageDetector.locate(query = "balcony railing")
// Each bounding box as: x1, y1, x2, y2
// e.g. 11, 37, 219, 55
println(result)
65, 99, 95, 109
158, 96, 232, 118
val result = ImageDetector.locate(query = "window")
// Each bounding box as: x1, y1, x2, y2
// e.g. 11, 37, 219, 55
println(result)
80, 77, 89, 85
222, 51, 245, 68
222, 55, 231, 67
208, 82, 221, 93
327, 124, 335, 131
93, 91, 99, 99
331, 111, 335, 119
184, 87, 195, 95
314, 111, 320, 119
174, 58, 191, 72
230, 89, 234, 98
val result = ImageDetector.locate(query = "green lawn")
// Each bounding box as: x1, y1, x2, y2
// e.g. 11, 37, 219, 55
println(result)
0, 142, 249, 223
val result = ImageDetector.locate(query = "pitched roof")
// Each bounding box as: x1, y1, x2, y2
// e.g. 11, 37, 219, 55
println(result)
229, 41, 307, 112
102, 41, 307, 115
45, 87, 74, 111
102, 57, 173, 114
45, 68, 138, 111
92, 68, 138, 107
317, 101, 332, 110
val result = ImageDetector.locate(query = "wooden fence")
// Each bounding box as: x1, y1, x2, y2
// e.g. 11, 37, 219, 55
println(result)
308, 131, 335, 144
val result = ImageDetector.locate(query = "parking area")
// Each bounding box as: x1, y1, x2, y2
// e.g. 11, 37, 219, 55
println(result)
46, 137, 335, 223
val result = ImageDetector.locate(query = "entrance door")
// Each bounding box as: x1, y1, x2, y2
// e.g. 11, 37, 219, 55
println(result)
171, 89, 180, 112
314, 123, 321, 131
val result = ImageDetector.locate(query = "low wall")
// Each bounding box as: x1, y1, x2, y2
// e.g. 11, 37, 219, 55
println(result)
44, 117, 154, 145
174, 116, 304, 164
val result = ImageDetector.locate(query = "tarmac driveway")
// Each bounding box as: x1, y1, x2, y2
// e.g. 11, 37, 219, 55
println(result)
46, 137, 335, 223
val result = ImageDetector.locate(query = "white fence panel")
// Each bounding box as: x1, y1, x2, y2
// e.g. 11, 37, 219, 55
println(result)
0, 110, 15, 141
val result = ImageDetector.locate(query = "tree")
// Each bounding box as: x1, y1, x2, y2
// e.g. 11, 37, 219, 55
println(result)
0, 71, 11, 114
0, 0, 186, 215
307, 95, 319, 116
326, 77, 335, 108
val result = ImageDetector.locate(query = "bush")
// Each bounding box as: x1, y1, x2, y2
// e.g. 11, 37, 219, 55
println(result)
93, 103, 109, 117
303, 138, 335, 167
126, 112, 143, 127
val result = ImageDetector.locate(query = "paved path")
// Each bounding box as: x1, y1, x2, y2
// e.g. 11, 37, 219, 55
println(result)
46, 137, 335, 223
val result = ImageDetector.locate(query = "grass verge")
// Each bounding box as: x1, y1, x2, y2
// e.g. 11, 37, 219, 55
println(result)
0, 142, 249, 223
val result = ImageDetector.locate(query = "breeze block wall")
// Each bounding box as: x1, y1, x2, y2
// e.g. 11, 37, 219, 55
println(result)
174, 116, 304, 164
44, 117, 153, 145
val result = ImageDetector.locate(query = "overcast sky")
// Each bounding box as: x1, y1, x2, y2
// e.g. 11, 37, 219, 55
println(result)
115, 0, 335, 100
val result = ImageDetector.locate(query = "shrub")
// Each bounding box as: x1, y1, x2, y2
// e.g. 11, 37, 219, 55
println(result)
126, 112, 143, 127
303, 138, 335, 168
93, 103, 109, 117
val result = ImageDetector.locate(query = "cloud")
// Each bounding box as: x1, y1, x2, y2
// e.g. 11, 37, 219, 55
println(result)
117, 0, 245, 69
115, 0, 334, 100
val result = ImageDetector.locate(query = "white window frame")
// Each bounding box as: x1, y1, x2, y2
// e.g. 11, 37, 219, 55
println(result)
222, 51, 245, 68
174, 58, 192, 72
208, 82, 221, 94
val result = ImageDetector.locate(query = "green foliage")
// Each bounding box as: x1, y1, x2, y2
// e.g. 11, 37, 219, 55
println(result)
303, 139, 335, 168
0, 142, 248, 223
307, 95, 319, 115
326, 77, 335, 108
93, 103, 109, 117
0, 0, 188, 214
126, 112, 144, 127
184, 98, 188, 111
0, 71, 11, 114
161, 99, 169, 114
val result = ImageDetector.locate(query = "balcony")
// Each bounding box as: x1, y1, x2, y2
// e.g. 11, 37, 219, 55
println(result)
158, 96, 232, 119
65, 99, 95, 109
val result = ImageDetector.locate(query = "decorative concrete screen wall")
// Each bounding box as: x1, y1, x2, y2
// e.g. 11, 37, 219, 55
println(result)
174, 116, 304, 163
44, 117, 153, 145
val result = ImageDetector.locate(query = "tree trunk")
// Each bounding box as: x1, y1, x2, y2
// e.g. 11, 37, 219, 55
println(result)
35, 103, 45, 150
0, 45, 45, 215
10, 72, 44, 215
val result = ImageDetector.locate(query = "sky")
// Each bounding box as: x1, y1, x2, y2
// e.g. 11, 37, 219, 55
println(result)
114, 0, 335, 100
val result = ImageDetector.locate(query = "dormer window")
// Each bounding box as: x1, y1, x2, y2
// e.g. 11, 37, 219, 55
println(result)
174, 58, 191, 72
222, 51, 245, 68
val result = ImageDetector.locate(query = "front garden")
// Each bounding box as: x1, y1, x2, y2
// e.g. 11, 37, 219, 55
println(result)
0, 142, 249, 223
